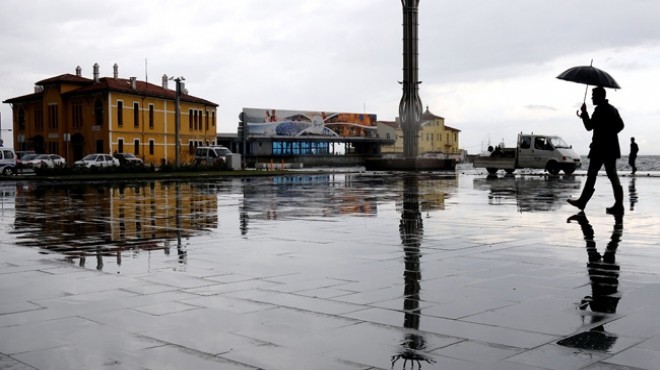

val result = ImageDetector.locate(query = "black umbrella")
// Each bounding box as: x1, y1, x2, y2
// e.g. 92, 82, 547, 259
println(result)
557, 60, 621, 104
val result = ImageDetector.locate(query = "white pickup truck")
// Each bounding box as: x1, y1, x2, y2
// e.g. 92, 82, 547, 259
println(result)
473, 133, 582, 175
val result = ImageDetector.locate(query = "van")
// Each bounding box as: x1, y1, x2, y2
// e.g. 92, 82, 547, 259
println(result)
0, 148, 17, 175
194, 146, 232, 166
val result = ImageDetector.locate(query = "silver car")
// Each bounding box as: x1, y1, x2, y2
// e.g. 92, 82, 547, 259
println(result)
74, 154, 120, 169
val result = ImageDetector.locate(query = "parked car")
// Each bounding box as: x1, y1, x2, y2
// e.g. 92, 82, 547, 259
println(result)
17, 153, 39, 170
194, 146, 232, 165
30, 154, 66, 169
74, 154, 120, 169
0, 148, 17, 175
113, 152, 144, 166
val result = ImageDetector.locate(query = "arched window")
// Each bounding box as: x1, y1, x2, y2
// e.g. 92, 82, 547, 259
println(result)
94, 99, 103, 126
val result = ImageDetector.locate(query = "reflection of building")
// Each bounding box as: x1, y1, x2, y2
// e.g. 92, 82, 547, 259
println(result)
3, 64, 218, 166
380, 107, 461, 158
11, 182, 217, 270
395, 174, 457, 213
240, 174, 377, 224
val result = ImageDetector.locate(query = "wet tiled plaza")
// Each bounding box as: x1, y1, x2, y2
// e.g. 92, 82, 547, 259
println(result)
1, 171, 659, 369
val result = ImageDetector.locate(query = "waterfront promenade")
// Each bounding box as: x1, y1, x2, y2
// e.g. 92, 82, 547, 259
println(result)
1, 171, 659, 369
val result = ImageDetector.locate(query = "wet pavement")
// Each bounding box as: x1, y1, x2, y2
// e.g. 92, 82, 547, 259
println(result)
0, 171, 659, 369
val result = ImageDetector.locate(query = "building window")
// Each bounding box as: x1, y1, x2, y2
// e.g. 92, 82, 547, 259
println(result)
189, 141, 194, 155
118, 139, 124, 153
205, 111, 209, 131
94, 99, 103, 126
72, 101, 83, 129
117, 101, 123, 127
18, 109, 26, 130
47, 104, 59, 129
133, 103, 139, 128
212, 111, 215, 127
149, 140, 154, 155
149, 105, 154, 129
134, 139, 140, 155
188, 109, 193, 130
34, 107, 43, 130
48, 142, 59, 154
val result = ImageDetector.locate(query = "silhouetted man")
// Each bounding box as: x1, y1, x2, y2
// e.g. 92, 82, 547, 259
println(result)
568, 86, 625, 215
629, 137, 639, 174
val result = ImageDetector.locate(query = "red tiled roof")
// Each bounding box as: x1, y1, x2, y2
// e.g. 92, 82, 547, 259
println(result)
63, 77, 218, 106
421, 106, 444, 121
36, 73, 93, 85
3, 91, 44, 104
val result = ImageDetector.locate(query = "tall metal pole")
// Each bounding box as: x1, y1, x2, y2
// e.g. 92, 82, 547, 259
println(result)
174, 78, 182, 167
399, 0, 423, 159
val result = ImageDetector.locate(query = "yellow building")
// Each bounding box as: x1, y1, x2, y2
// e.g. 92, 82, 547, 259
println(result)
3, 63, 218, 166
379, 107, 461, 155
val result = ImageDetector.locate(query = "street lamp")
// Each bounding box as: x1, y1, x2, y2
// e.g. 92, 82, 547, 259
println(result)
169, 76, 185, 167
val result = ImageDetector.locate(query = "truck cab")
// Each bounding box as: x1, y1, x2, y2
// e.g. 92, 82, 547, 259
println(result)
516, 134, 581, 175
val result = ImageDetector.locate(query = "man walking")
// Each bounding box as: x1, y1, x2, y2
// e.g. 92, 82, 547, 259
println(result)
568, 86, 625, 215
629, 137, 639, 175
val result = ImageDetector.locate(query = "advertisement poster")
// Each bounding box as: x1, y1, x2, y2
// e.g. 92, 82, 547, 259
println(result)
244, 108, 377, 138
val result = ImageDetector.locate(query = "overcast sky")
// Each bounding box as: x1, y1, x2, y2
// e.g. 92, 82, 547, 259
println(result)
2, 0, 659, 155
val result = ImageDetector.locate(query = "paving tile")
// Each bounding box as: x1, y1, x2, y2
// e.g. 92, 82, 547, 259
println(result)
507, 343, 608, 370
603, 347, 660, 370
0, 354, 35, 370
433, 340, 523, 364
0, 316, 101, 354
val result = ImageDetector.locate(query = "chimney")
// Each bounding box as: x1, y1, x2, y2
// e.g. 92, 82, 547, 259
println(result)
113, 63, 119, 79
93, 63, 99, 83
75, 66, 82, 77
162, 74, 168, 89
180, 82, 188, 95
34, 85, 44, 93
130, 77, 137, 89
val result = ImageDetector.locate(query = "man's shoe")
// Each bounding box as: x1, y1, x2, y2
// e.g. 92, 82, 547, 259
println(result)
567, 198, 586, 210
606, 203, 624, 215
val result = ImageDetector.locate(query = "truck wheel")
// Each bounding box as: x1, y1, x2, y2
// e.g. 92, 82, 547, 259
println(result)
505, 169, 515, 174
563, 166, 575, 175
546, 162, 560, 175
486, 168, 498, 175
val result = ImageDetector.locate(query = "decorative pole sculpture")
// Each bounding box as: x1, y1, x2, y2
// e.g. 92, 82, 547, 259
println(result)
399, 0, 423, 159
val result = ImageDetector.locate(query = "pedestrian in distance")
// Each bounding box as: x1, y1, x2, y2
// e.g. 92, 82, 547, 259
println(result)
567, 86, 625, 215
629, 137, 639, 175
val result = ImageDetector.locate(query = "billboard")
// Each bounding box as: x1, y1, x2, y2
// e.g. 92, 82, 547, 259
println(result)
243, 108, 377, 138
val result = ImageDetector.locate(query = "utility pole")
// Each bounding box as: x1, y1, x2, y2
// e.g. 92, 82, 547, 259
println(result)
170, 76, 185, 167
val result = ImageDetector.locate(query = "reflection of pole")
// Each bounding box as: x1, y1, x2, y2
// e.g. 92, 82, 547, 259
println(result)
175, 182, 186, 263
392, 175, 435, 368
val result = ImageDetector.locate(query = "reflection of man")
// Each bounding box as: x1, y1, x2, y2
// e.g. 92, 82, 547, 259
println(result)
561, 212, 622, 351
568, 86, 625, 215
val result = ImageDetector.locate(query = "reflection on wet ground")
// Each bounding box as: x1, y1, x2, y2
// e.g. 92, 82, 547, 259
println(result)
1, 173, 660, 369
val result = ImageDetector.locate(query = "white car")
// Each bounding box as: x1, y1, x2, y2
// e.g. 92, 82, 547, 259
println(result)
74, 154, 120, 169
31, 154, 66, 169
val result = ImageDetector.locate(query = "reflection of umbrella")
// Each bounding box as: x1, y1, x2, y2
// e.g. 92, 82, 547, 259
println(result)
557, 60, 621, 103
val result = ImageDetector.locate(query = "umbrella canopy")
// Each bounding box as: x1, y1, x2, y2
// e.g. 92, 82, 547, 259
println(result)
557, 65, 621, 89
